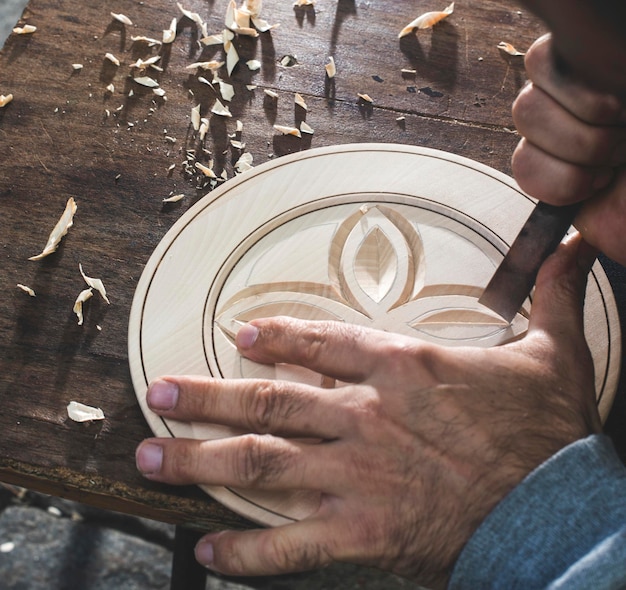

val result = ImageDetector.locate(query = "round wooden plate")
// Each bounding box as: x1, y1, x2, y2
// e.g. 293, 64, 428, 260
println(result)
128, 143, 621, 526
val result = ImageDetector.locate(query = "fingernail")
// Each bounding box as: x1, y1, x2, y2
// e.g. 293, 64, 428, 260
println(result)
136, 442, 163, 475
148, 379, 179, 411
236, 323, 259, 349
195, 540, 214, 567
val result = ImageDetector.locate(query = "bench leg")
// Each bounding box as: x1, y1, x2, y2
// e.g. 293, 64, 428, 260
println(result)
170, 525, 207, 590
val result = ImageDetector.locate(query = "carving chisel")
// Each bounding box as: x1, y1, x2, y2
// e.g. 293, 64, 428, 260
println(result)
478, 201, 582, 322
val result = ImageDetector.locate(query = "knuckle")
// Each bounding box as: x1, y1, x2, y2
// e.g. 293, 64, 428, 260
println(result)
246, 381, 301, 434
260, 533, 330, 572
233, 434, 287, 487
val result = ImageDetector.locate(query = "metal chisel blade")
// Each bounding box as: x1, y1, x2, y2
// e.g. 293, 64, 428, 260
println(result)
478, 201, 582, 322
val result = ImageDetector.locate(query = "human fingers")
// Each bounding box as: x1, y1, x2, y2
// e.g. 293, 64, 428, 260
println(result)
235, 316, 439, 388
145, 375, 348, 438
511, 138, 613, 204
521, 35, 626, 126
513, 83, 626, 167
195, 520, 341, 576
135, 434, 337, 490
576, 169, 626, 267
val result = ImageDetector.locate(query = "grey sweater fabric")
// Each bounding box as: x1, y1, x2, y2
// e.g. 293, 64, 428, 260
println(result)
450, 435, 626, 589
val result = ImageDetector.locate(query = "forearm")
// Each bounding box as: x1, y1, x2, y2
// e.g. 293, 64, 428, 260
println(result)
449, 435, 626, 589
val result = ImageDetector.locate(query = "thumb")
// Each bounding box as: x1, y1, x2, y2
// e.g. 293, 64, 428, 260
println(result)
527, 232, 598, 344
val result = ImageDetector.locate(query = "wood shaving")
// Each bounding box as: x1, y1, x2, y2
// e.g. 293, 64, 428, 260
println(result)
195, 162, 217, 177
67, 401, 105, 422
211, 99, 232, 117
294, 0, 315, 5
163, 18, 177, 44
73, 288, 93, 325
0, 94, 13, 107
72, 64, 84, 71
13, 24, 37, 34
273, 124, 301, 137
133, 76, 159, 88
105, 83, 115, 94
191, 104, 201, 131
153, 88, 166, 97
199, 119, 209, 140
163, 194, 185, 203
131, 35, 162, 46
177, 2, 204, 27
234, 151, 254, 172
497, 41, 526, 56
17, 284, 36, 297
29, 197, 77, 261
79, 264, 110, 304
300, 121, 314, 134
246, 59, 261, 71
186, 60, 224, 71
226, 43, 239, 75
325, 56, 336, 78
111, 12, 133, 26
105, 53, 120, 66
294, 92, 308, 110
264, 89, 278, 99
357, 93, 373, 103
200, 34, 223, 46
219, 80, 235, 101
398, 2, 454, 37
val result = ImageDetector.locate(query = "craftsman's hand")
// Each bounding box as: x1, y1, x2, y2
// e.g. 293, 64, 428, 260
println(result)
136, 233, 600, 589
511, 34, 626, 265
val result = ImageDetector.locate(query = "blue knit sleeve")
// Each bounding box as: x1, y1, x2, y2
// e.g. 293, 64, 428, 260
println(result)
449, 435, 626, 590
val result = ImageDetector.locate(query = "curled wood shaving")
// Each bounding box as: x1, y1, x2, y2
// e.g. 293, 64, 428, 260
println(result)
111, 12, 133, 26
325, 56, 336, 78
201, 34, 223, 46
273, 124, 301, 137
177, 2, 204, 27
0, 94, 13, 107
163, 194, 185, 203
67, 401, 105, 422
186, 60, 224, 71
497, 41, 526, 56
357, 93, 373, 103
73, 288, 93, 325
17, 284, 36, 297
13, 24, 37, 34
79, 264, 110, 304
29, 197, 77, 261
398, 2, 454, 38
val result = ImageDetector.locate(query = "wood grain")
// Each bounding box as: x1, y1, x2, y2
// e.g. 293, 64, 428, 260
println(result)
0, 0, 622, 530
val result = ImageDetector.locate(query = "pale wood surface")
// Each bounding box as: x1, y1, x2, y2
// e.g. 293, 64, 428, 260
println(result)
0, 0, 624, 530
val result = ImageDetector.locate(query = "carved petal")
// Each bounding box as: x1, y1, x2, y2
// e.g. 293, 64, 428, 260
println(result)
354, 227, 397, 303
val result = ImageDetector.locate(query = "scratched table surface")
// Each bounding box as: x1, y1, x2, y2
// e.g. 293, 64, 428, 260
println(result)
0, 0, 624, 531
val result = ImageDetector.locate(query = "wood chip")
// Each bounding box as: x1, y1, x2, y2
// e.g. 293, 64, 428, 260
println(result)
294, 92, 308, 110
163, 193, 185, 203
163, 18, 177, 44
219, 80, 235, 102
211, 99, 232, 117
67, 401, 105, 422
300, 121, 314, 134
0, 94, 13, 107
273, 124, 301, 137
398, 2, 454, 37
111, 12, 133, 26
195, 162, 217, 177
234, 151, 254, 172
13, 24, 37, 34
105, 83, 115, 94
177, 2, 204, 27
264, 89, 279, 99
131, 35, 162, 46
246, 59, 261, 71
497, 41, 526, 56
29, 197, 77, 261
73, 288, 93, 325
191, 104, 201, 131
325, 56, 336, 78
17, 284, 36, 297
357, 93, 373, 103
105, 52, 120, 66
200, 34, 223, 46
72, 64, 84, 71
133, 76, 159, 88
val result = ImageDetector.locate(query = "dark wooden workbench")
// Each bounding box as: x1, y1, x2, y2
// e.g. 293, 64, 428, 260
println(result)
0, 0, 624, 534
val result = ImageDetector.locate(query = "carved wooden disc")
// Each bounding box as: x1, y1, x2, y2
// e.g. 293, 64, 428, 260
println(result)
129, 144, 621, 526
